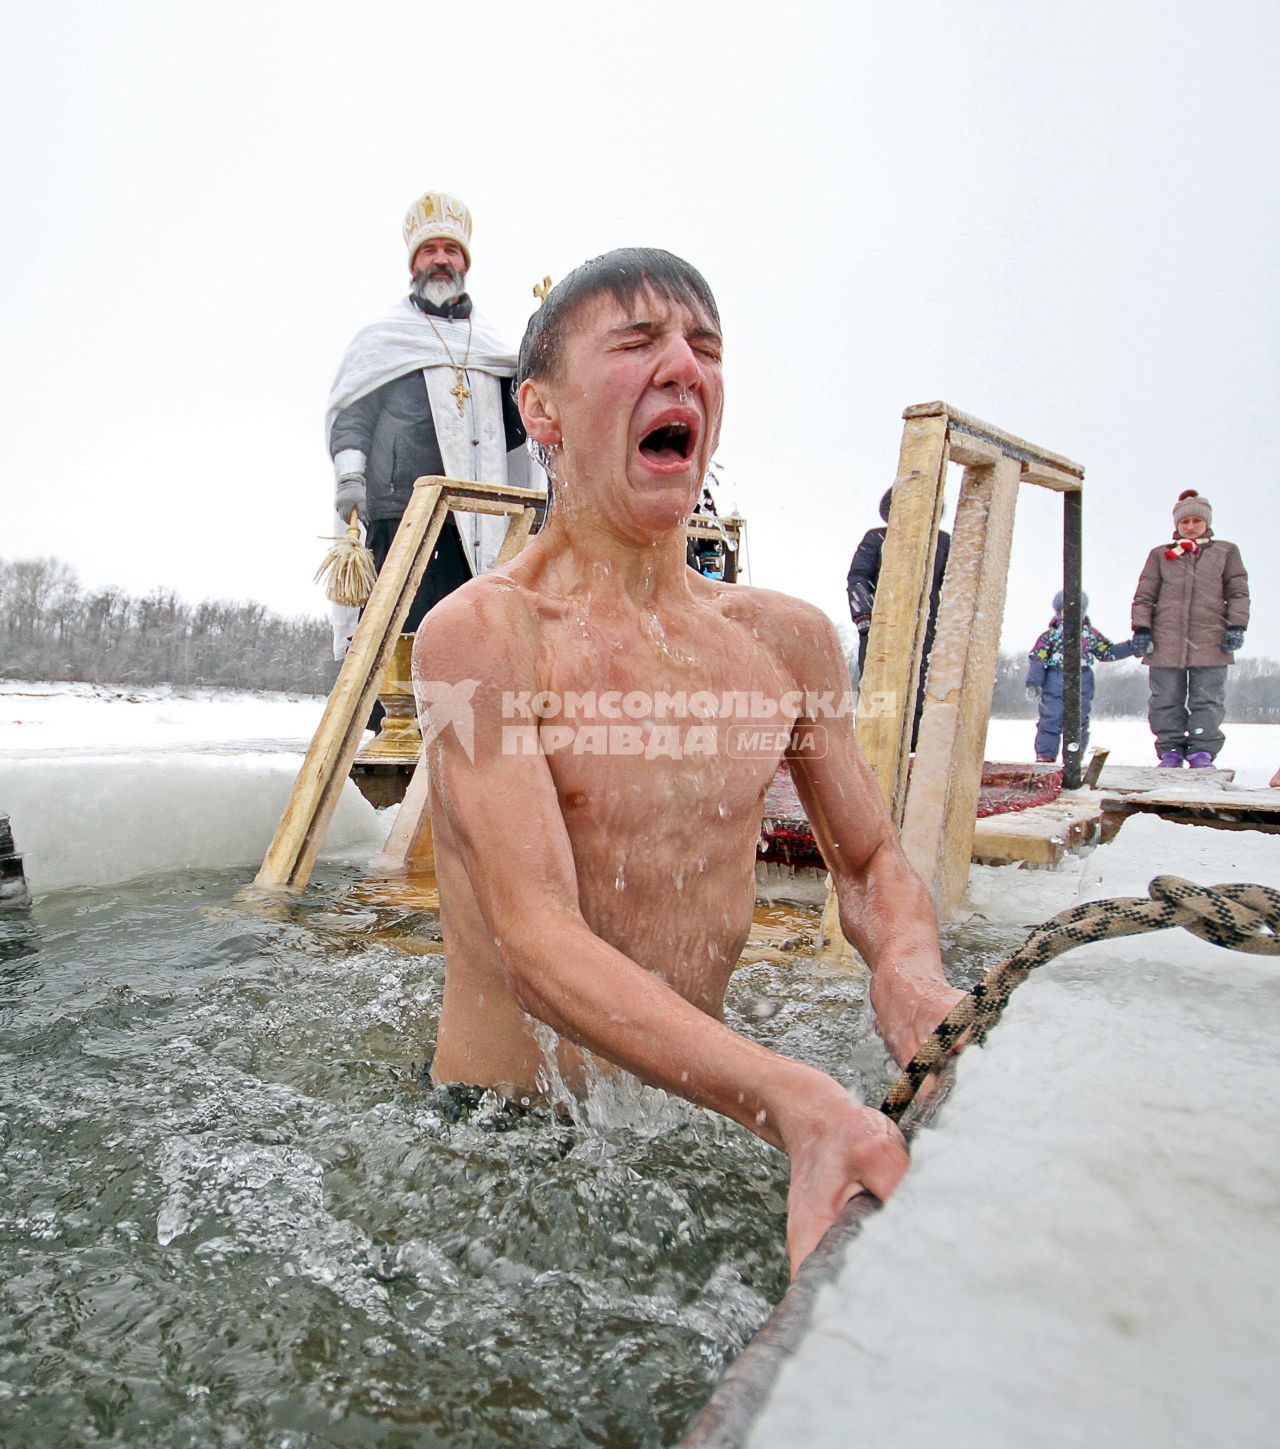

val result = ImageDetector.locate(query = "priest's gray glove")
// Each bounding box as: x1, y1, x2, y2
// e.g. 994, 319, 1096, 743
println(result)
334, 474, 367, 526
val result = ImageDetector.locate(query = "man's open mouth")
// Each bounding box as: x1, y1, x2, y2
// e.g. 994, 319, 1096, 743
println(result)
638, 420, 696, 465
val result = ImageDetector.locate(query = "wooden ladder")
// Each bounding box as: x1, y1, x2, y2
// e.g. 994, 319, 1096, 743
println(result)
253, 477, 542, 891
824, 402, 1085, 941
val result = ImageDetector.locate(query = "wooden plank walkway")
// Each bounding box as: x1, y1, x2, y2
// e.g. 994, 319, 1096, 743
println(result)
1091, 762, 1234, 794
970, 791, 1103, 866
1100, 782, 1280, 840
968, 766, 1275, 864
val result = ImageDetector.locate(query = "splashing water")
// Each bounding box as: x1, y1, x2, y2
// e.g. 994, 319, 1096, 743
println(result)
0, 864, 996, 1447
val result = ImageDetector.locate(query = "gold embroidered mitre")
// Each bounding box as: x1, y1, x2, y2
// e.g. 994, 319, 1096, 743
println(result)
403, 191, 473, 268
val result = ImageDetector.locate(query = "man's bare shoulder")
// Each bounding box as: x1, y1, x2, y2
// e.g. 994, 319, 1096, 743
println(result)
414, 572, 540, 674
714, 579, 830, 623
713, 581, 844, 660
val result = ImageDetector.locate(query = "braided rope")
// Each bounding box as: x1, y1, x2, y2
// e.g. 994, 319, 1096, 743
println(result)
881, 875, 1280, 1122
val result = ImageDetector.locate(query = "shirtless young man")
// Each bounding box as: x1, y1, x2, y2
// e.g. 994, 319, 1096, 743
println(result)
408, 248, 965, 1273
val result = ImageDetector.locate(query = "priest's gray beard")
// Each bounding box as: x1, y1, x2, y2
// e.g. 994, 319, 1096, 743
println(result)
411, 264, 466, 308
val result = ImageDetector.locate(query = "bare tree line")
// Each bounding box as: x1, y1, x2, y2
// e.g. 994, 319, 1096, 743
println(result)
838, 629, 1279, 722
986, 653, 1280, 721
6, 555, 1276, 714
1, 556, 335, 693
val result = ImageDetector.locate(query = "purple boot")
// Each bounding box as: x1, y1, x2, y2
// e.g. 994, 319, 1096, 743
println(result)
1158, 752, 1185, 768
1187, 751, 1215, 768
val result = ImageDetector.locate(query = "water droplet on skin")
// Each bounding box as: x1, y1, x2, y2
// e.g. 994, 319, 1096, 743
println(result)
755, 1109, 768, 1126
717, 802, 729, 818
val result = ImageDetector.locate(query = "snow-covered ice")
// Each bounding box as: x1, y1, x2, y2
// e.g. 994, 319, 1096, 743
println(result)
985, 714, 1280, 789
0, 678, 331, 753
749, 814, 1280, 1449
0, 680, 387, 893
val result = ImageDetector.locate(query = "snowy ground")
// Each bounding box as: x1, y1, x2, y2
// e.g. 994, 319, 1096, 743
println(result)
0, 680, 385, 894
985, 714, 1280, 789
0, 678, 333, 753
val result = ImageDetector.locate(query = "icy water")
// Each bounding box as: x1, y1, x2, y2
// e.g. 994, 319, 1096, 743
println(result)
0, 868, 996, 1448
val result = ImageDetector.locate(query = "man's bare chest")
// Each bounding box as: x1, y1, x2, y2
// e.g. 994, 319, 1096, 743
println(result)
523, 608, 800, 821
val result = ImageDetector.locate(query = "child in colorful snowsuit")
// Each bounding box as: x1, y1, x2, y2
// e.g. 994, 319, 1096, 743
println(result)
1130, 489, 1249, 767
1025, 592, 1134, 763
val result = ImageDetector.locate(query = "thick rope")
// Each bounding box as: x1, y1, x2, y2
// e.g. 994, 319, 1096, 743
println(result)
881, 875, 1280, 1122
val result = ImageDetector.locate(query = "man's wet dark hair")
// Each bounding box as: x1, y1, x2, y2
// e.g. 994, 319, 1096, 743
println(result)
517, 247, 720, 387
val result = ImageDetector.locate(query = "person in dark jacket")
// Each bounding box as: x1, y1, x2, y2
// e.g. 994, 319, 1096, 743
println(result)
1130, 489, 1250, 767
325, 191, 534, 658
1025, 592, 1134, 762
846, 487, 950, 745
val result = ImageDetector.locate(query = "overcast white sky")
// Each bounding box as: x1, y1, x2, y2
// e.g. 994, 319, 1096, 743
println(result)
4, 0, 1277, 660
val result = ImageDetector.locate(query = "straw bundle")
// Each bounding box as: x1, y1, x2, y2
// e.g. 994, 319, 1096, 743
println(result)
314, 511, 377, 607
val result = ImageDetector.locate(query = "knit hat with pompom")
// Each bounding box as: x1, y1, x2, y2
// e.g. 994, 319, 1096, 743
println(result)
1172, 489, 1212, 527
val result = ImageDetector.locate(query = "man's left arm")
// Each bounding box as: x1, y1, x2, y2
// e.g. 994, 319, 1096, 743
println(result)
776, 604, 965, 1066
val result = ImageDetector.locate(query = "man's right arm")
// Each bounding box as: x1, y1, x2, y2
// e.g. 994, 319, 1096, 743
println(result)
329, 390, 382, 523
414, 583, 910, 1274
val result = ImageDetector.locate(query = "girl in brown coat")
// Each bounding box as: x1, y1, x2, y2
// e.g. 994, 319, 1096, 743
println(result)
1130, 489, 1250, 767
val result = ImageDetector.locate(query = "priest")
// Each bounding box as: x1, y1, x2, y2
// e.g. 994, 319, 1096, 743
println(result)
325, 190, 536, 657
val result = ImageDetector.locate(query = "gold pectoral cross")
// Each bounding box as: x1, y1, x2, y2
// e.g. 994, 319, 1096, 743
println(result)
450, 370, 471, 415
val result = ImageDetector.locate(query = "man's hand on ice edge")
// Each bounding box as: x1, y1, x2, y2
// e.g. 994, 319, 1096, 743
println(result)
780, 1078, 909, 1277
